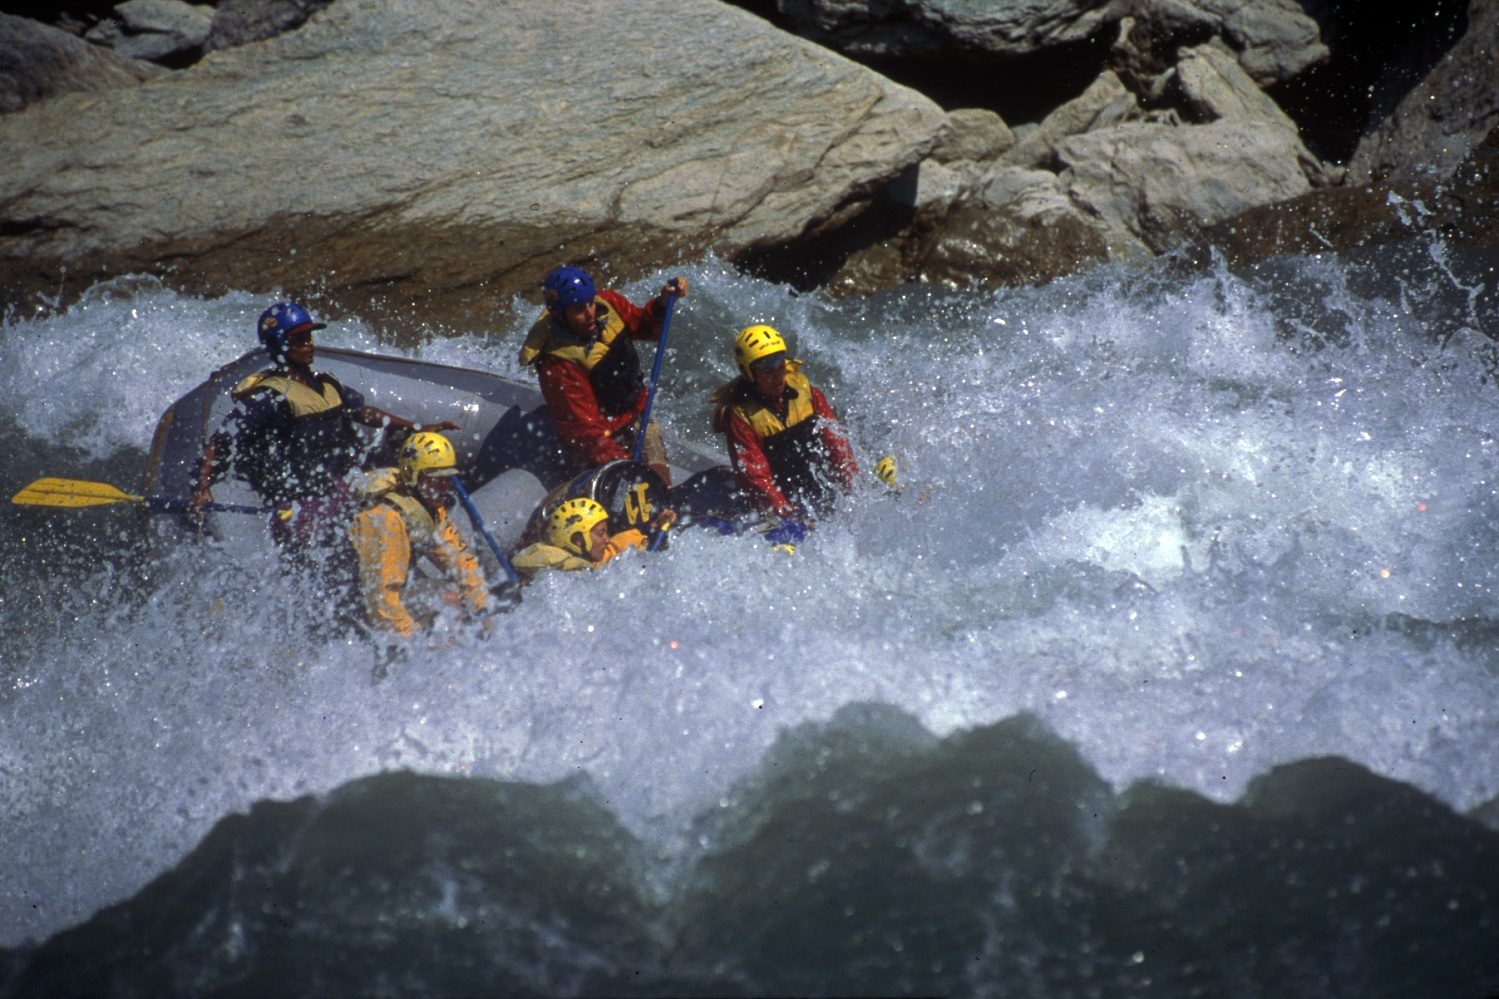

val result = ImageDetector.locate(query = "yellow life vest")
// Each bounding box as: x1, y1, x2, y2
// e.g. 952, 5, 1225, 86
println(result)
223, 369, 361, 504
715, 362, 816, 440
518, 297, 627, 368
378, 490, 438, 549
517, 298, 644, 417
356, 470, 437, 548
232, 371, 344, 415
511, 542, 595, 576
713, 362, 842, 516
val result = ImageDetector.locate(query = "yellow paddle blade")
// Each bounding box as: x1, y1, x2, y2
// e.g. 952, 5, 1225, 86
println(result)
10, 477, 143, 509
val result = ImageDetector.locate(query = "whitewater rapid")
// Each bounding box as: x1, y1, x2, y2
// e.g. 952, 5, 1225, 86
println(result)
2, 250, 1496, 947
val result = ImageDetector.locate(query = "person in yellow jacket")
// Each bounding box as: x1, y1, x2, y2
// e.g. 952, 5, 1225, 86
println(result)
511, 497, 675, 581
348, 432, 490, 637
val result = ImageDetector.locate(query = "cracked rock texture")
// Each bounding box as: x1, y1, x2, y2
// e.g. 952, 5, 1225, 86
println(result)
0, 0, 944, 328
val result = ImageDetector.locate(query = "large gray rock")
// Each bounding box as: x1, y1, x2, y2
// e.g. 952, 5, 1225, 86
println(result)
1347, 0, 1499, 185
770, 0, 1326, 84
1057, 118, 1311, 252
824, 163, 1141, 294
1173, 39, 1331, 185
931, 107, 1015, 164
774, 0, 1113, 59
205, 0, 337, 51
1183, 0, 1326, 84
0, 13, 164, 114
85, 0, 215, 63
0, 0, 945, 327
1003, 69, 1139, 168
1192, 124, 1499, 273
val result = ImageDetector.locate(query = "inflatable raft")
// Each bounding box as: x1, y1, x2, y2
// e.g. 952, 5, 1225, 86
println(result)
142, 347, 747, 572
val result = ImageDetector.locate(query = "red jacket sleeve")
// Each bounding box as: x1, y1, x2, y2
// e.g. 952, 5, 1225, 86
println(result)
725, 409, 796, 519
535, 289, 666, 464
536, 356, 633, 464
598, 289, 668, 342
810, 386, 858, 488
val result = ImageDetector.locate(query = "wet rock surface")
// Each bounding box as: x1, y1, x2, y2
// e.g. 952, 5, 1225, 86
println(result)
0, 0, 944, 329
0, 0, 1493, 323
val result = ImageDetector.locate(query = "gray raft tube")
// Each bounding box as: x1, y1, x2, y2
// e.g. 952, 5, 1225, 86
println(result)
142, 347, 735, 556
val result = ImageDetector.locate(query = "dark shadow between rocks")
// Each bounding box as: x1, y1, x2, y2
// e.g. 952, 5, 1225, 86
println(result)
732, 183, 919, 293
1269, 0, 1469, 166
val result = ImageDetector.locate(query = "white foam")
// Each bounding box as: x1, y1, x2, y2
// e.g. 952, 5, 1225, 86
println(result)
2, 255, 1496, 946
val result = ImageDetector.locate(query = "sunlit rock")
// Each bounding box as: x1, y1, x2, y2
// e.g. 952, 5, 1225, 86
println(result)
1188, 123, 1499, 275
204, 0, 336, 52
1002, 70, 1139, 170
0, 0, 945, 328
1057, 118, 1311, 253
763, 0, 1327, 84
930, 107, 1014, 165
1173, 39, 1332, 186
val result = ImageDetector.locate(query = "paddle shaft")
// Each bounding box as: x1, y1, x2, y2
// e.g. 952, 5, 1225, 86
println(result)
148, 497, 273, 515
633, 292, 677, 464
451, 477, 522, 587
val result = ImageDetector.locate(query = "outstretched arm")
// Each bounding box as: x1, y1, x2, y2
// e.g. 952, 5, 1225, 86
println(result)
602, 276, 689, 343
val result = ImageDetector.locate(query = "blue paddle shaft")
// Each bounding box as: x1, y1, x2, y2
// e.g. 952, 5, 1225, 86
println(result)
633, 292, 677, 463
452, 476, 522, 586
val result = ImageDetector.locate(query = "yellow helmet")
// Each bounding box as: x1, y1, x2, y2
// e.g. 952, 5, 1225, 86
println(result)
398, 431, 457, 485
734, 324, 787, 379
875, 454, 898, 489
547, 497, 610, 557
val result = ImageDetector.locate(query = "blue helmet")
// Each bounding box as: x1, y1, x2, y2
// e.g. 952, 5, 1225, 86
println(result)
541, 265, 597, 316
257, 302, 326, 362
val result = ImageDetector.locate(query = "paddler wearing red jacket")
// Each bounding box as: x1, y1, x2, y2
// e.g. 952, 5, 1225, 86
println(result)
518, 265, 688, 486
710, 324, 857, 521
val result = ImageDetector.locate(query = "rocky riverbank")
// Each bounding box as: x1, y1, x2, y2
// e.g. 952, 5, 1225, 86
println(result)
1, 0, 1495, 330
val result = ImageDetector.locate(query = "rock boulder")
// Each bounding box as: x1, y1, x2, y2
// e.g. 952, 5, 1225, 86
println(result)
84, 0, 215, 64
0, 0, 946, 329
1348, 0, 1499, 185
766, 0, 1327, 84
1057, 118, 1312, 253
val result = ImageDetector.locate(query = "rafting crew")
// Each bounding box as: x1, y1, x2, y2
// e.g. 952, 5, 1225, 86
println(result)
710, 324, 858, 523
191, 302, 457, 552
510, 496, 676, 581
518, 265, 687, 487
348, 432, 493, 637
174, 290, 877, 632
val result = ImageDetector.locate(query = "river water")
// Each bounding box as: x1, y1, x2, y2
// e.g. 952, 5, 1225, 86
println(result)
2, 243, 1497, 995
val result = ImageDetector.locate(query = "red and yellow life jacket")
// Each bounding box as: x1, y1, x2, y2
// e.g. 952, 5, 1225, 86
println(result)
518, 297, 644, 417
713, 362, 835, 511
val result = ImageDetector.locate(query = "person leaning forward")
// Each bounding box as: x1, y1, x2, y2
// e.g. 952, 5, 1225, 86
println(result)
517, 265, 686, 486
510, 496, 675, 581
710, 324, 857, 522
191, 302, 457, 550
348, 432, 490, 637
